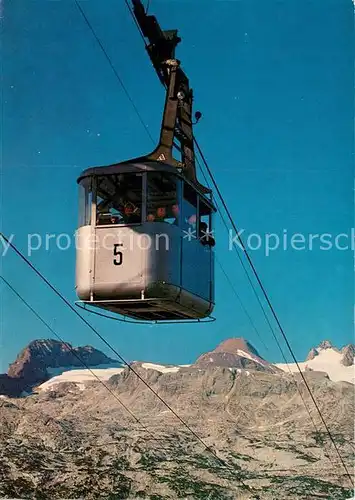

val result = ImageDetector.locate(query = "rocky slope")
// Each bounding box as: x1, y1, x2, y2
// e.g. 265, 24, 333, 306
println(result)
0, 339, 118, 397
0, 338, 354, 499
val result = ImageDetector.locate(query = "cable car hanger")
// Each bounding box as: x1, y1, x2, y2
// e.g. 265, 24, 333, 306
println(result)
128, 0, 210, 195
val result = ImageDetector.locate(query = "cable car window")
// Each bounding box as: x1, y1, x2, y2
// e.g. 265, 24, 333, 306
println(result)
96, 173, 142, 225
182, 182, 197, 233
146, 172, 179, 225
199, 198, 215, 246
78, 178, 93, 227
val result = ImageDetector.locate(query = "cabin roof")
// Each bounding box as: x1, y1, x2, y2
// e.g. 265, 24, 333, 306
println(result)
77, 160, 216, 210
77, 160, 180, 182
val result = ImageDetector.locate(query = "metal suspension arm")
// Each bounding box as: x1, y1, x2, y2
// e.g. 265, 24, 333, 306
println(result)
132, 0, 181, 87
131, 0, 210, 193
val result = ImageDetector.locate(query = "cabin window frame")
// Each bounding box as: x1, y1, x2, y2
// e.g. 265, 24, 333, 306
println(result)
198, 196, 214, 247
145, 171, 181, 226
181, 180, 199, 236
78, 177, 93, 227
81, 168, 215, 231
94, 173, 144, 227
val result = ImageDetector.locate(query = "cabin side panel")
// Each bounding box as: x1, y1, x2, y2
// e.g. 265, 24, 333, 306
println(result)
75, 225, 95, 300
181, 238, 213, 303
143, 222, 181, 293
93, 226, 144, 299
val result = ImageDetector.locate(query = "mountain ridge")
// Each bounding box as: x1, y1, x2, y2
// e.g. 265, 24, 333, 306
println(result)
304, 339, 354, 369
1, 337, 354, 397
0, 339, 118, 397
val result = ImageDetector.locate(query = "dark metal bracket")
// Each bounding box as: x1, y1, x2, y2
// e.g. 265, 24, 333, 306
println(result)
131, 0, 210, 194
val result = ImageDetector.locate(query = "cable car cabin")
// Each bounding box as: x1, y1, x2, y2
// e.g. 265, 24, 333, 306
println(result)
75, 0, 217, 320
75, 161, 216, 321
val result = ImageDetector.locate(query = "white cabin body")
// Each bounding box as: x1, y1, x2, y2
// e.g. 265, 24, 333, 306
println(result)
75, 161, 216, 321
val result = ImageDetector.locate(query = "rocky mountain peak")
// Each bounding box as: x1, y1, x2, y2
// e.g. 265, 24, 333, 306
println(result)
341, 344, 355, 367
8, 339, 116, 377
193, 337, 276, 372
317, 340, 333, 350
2, 339, 118, 397
212, 337, 261, 358
306, 347, 319, 361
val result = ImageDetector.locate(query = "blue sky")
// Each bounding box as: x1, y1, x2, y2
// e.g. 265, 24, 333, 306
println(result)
1, 0, 353, 372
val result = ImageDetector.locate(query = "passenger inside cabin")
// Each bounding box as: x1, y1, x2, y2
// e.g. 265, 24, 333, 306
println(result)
124, 205, 133, 217
156, 207, 166, 221
172, 204, 179, 225
124, 204, 140, 223
188, 214, 197, 229
199, 221, 215, 247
